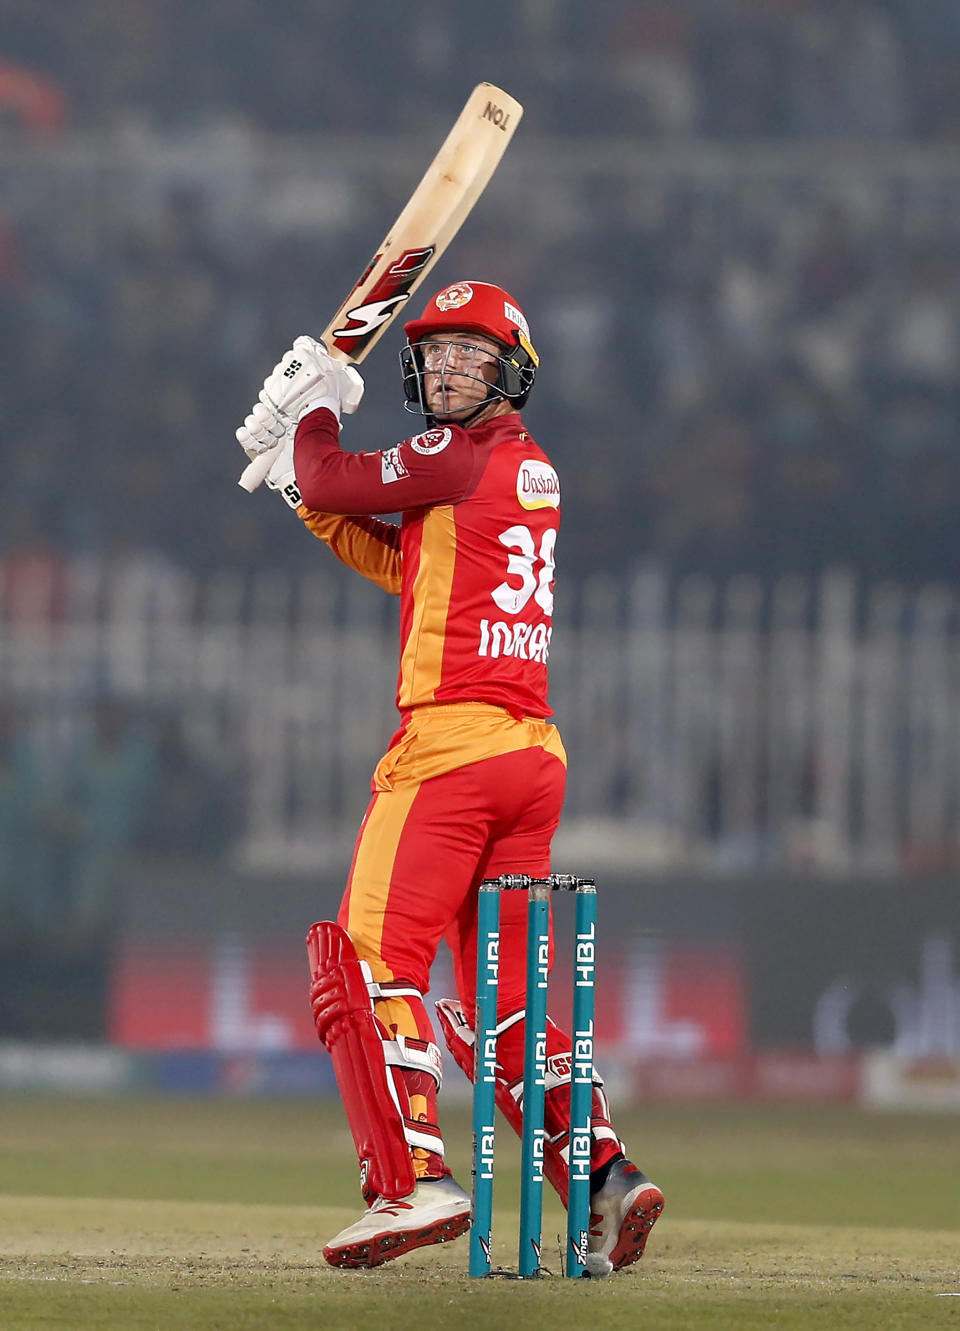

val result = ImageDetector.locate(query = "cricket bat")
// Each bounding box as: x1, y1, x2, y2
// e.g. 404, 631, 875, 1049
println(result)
239, 81, 523, 492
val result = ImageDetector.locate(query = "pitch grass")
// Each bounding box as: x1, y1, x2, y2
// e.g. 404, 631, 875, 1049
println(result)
1, 1098, 958, 1329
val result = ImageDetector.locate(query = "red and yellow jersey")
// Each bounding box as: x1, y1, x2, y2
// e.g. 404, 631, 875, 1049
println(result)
295, 407, 559, 719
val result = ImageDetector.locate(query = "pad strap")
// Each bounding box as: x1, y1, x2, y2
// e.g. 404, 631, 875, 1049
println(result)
383, 1033, 444, 1089
361, 970, 423, 1003
383, 1034, 445, 1156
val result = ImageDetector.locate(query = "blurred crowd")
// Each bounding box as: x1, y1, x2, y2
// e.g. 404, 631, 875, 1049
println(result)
0, 0, 959, 594
2, 0, 959, 142
0, 694, 238, 1034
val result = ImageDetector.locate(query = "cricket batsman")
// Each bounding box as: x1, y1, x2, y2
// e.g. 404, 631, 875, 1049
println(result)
236, 281, 664, 1272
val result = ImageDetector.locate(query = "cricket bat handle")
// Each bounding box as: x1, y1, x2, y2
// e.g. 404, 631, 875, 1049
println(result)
238, 450, 274, 493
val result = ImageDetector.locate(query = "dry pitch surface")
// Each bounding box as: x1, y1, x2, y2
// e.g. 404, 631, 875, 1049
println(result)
1, 1098, 958, 1330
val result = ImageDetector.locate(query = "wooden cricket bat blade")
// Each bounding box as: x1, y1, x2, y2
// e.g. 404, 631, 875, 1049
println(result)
238, 82, 522, 494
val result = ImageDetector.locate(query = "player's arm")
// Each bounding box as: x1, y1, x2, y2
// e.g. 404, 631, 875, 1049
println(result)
294, 408, 475, 515
252, 435, 403, 594
235, 336, 405, 590
298, 511, 402, 595
235, 333, 475, 515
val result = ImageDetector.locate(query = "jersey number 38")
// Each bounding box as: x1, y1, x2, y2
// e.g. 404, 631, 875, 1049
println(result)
492, 524, 557, 617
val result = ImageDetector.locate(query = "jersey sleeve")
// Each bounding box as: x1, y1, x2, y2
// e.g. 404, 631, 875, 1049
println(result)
297, 510, 402, 594
294, 408, 477, 515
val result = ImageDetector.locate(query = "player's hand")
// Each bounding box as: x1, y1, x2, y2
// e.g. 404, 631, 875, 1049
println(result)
236, 398, 292, 461
234, 336, 365, 486
335, 361, 365, 415
261, 335, 365, 423
263, 435, 303, 510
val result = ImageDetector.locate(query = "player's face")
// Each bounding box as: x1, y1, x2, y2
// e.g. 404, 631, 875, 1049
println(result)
420, 331, 502, 419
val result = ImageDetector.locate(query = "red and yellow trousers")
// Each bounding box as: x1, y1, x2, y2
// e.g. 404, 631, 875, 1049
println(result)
338, 704, 624, 1184
339, 703, 574, 1178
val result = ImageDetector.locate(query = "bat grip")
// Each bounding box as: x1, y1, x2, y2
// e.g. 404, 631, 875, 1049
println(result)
238, 450, 276, 493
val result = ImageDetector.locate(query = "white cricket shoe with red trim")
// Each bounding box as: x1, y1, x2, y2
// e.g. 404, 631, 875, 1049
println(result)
322, 1176, 471, 1269
586, 1158, 664, 1277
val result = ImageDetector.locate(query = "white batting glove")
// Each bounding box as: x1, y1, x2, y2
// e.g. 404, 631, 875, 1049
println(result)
335, 362, 365, 415
237, 337, 365, 464
287, 358, 365, 422
261, 335, 365, 423
236, 399, 292, 461
263, 435, 303, 510
256, 358, 364, 507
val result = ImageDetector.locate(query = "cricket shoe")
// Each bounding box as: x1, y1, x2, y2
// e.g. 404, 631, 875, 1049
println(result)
586, 1157, 664, 1278
322, 1175, 471, 1270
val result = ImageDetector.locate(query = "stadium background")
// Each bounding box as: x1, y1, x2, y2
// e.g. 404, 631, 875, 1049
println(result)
1, 0, 959, 1114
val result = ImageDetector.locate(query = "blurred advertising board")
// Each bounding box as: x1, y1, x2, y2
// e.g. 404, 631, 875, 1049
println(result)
4, 866, 955, 1104
106, 931, 748, 1064
742, 876, 960, 1059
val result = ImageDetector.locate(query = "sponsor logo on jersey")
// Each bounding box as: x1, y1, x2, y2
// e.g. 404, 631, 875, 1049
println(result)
410, 427, 453, 455
381, 446, 409, 483
517, 459, 560, 510
436, 282, 474, 312
503, 301, 530, 338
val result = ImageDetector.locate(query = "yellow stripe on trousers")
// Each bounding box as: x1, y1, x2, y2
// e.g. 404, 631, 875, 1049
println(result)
344, 780, 422, 1038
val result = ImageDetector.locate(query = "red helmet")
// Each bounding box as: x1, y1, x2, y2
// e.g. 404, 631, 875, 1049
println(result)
405, 280, 532, 348
400, 280, 539, 417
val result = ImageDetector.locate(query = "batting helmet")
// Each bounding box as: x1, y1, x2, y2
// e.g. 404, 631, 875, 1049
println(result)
400, 281, 539, 419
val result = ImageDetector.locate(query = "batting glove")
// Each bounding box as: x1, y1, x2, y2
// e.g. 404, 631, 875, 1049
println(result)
261, 335, 365, 423
236, 399, 292, 461
263, 435, 303, 510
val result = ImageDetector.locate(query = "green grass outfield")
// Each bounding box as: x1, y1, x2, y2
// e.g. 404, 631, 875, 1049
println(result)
1, 1097, 958, 1329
